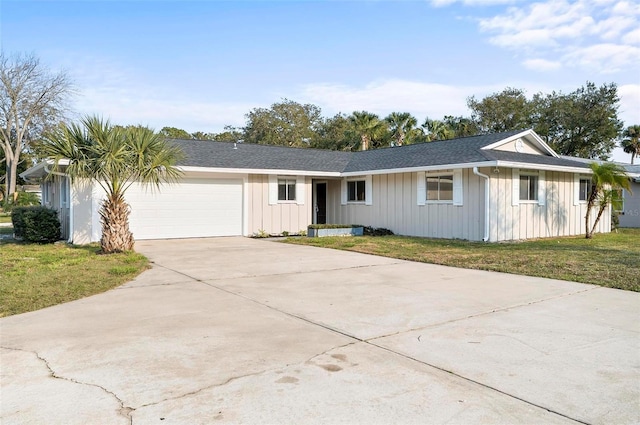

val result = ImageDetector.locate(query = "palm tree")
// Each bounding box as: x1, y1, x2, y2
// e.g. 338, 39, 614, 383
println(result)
385, 112, 418, 147
422, 118, 454, 141
40, 116, 183, 253
621, 125, 640, 164
349, 111, 387, 150
584, 162, 631, 239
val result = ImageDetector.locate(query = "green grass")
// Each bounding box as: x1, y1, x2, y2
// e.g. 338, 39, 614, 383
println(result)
0, 238, 149, 317
284, 228, 640, 292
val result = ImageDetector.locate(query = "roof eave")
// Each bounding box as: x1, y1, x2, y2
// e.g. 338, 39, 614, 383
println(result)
20, 159, 71, 179
178, 165, 341, 177
481, 129, 559, 158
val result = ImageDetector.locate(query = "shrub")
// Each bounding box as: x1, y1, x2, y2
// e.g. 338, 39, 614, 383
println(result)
363, 226, 394, 236
12, 206, 61, 243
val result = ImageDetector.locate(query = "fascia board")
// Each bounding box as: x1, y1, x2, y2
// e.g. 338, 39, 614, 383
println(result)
178, 166, 341, 177
495, 160, 590, 173
340, 162, 496, 177
481, 129, 559, 158
19, 159, 71, 179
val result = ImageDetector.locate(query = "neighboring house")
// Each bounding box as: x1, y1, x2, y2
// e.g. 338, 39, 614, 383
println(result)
619, 164, 640, 228
21, 129, 615, 243
559, 156, 640, 229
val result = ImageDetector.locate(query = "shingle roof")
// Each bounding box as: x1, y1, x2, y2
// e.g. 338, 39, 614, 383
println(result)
171, 130, 591, 174
171, 139, 351, 173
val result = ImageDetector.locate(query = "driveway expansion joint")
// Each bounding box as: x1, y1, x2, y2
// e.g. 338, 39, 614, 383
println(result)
1, 346, 134, 425
365, 286, 602, 343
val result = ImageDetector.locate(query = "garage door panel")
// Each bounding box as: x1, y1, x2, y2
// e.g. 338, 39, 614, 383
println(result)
126, 178, 243, 240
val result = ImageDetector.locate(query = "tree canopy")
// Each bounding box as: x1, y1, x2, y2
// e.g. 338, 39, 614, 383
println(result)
0, 52, 74, 203
621, 125, 640, 165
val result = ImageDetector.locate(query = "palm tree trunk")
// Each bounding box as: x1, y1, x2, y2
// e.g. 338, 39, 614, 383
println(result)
588, 204, 608, 239
99, 192, 135, 253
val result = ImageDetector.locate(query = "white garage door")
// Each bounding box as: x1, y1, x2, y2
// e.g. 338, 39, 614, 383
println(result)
126, 178, 243, 240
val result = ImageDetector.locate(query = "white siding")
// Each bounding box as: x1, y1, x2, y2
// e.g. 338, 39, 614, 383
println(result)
327, 168, 612, 242
328, 170, 484, 241
248, 174, 313, 235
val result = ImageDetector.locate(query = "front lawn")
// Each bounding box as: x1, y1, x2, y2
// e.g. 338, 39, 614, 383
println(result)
1, 240, 148, 317
285, 228, 640, 292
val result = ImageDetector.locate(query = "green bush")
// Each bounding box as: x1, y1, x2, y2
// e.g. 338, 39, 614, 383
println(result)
11, 206, 61, 243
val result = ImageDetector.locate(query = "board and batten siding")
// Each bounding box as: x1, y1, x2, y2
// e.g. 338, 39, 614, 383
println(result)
327, 170, 485, 241
247, 174, 313, 235
328, 167, 610, 242
487, 168, 609, 241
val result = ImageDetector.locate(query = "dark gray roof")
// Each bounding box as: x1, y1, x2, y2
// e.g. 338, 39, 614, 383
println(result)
172, 139, 351, 173
171, 130, 591, 174
342, 131, 523, 173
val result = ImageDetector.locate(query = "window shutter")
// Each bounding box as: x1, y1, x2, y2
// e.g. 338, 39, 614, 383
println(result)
341, 178, 347, 205
538, 170, 546, 206
417, 171, 426, 206
365, 175, 373, 205
573, 174, 580, 206
268, 175, 278, 205
453, 169, 463, 206
296, 176, 305, 205
512, 168, 520, 206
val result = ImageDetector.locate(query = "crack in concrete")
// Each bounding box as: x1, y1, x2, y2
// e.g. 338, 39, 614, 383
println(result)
150, 262, 594, 425
1, 346, 134, 425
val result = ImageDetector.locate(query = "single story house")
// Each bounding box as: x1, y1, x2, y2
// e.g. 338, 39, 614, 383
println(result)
21, 129, 619, 244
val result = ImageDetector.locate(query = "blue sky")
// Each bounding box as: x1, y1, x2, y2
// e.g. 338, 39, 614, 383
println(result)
2, 0, 639, 161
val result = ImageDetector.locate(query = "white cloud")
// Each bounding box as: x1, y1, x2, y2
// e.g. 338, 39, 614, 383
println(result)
522, 58, 562, 71
622, 28, 640, 44
473, 0, 640, 73
564, 43, 640, 73
618, 84, 640, 126
298, 80, 481, 120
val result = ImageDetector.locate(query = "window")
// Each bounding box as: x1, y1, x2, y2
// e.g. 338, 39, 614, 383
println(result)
578, 178, 591, 201
278, 179, 296, 201
426, 175, 453, 201
347, 180, 366, 202
519, 175, 538, 201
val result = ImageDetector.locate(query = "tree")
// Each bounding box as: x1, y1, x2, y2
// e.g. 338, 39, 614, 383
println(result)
349, 111, 388, 150
621, 125, 640, 164
422, 118, 454, 141
467, 87, 532, 133
243, 99, 323, 147
312, 113, 357, 151
443, 115, 479, 138
584, 162, 631, 239
533, 82, 623, 159
159, 127, 193, 139
211, 125, 243, 143
385, 112, 418, 147
40, 116, 183, 253
0, 52, 73, 203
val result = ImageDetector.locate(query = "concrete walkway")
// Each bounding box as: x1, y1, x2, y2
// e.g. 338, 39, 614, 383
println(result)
1, 237, 638, 424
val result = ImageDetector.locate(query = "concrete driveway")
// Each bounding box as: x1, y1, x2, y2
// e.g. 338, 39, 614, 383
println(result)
1, 237, 638, 424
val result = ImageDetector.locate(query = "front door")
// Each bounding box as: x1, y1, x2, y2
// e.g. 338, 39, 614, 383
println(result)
315, 182, 327, 224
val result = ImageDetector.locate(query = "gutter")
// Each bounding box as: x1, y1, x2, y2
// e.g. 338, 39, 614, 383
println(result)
473, 167, 490, 242
44, 165, 74, 244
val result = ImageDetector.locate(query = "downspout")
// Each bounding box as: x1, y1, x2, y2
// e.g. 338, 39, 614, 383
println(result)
473, 167, 490, 242
44, 165, 73, 244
